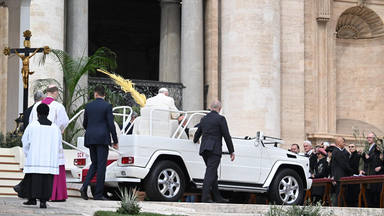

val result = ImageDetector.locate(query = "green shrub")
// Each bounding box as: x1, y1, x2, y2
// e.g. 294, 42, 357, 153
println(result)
0, 132, 22, 148
266, 203, 333, 216
117, 187, 141, 215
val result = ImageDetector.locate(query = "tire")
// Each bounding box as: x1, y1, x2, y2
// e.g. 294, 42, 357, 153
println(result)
144, 160, 186, 201
269, 168, 304, 205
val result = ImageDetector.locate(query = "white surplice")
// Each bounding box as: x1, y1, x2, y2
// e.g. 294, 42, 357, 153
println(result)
29, 98, 69, 165
22, 121, 62, 175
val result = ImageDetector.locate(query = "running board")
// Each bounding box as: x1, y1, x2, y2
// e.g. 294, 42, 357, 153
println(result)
192, 179, 268, 193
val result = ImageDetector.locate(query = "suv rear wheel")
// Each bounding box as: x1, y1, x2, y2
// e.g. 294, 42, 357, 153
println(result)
144, 160, 186, 201
269, 168, 304, 205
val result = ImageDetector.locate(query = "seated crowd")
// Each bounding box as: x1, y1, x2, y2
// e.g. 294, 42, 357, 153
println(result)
289, 134, 384, 207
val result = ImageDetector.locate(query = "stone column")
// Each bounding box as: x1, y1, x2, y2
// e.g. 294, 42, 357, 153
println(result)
314, 0, 336, 134
0, 5, 8, 135
181, 0, 204, 111
66, 0, 88, 111
204, 0, 219, 108
29, 0, 65, 103
221, 0, 281, 137
67, 0, 88, 58
159, 0, 181, 83
6, 0, 31, 131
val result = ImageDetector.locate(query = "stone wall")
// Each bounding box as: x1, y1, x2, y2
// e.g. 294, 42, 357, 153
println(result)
336, 38, 384, 136
280, 0, 305, 147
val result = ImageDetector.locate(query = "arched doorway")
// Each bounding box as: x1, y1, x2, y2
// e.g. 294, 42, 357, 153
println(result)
336, 6, 384, 135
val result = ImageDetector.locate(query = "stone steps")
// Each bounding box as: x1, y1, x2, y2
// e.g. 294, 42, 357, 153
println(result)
0, 149, 23, 197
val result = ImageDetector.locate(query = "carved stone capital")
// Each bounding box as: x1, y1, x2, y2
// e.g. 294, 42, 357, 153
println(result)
317, 0, 330, 22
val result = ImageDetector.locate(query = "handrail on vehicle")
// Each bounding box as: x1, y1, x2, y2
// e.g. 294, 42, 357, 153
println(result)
62, 106, 132, 156
147, 108, 209, 137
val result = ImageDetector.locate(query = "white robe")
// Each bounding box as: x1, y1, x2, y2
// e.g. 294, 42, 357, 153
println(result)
29, 98, 69, 165
145, 93, 179, 119
22, 121, 62, 175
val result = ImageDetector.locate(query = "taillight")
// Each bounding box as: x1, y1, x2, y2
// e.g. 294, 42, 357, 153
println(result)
121, 156, 134, 164
74, 158, 86, 167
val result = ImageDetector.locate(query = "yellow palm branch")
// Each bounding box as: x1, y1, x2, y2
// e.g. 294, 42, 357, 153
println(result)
97, 69, 146, 107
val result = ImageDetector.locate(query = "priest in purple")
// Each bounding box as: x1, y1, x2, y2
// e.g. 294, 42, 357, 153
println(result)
30, 85, 69, 201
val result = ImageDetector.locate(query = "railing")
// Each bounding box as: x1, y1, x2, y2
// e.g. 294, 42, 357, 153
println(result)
89, 77, 184, 110
146, 108, 208, 138
62, 106, 133, 156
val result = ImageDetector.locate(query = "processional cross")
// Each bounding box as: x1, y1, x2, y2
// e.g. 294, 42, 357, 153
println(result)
3, 30, 50, 111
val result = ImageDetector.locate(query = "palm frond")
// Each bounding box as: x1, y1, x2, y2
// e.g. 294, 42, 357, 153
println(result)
97, 69, 146, 107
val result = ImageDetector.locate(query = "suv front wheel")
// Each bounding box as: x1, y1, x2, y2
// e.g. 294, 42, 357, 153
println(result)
269, 168, 304, 205
144, 160, 186, 201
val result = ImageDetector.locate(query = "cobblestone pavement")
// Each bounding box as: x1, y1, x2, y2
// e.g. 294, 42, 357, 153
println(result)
1, 197, 384, 216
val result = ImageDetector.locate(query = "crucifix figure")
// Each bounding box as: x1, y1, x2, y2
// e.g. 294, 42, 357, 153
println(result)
3, 30, 50, 111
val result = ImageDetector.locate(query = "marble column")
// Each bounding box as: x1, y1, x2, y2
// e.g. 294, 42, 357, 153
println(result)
67, 0, 88, 58
6, 0, 31, 131
0, 5, 8, 135
181, 0, 204, 111
204, 0, 219, 108
221, 0, 281, 137
315, 0, 336, 134
66, 0, 88, 111
29, 0, 65, 104
159, 0, 181, 83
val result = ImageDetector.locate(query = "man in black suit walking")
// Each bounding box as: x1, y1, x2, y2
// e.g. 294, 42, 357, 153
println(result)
80, 85, 118, 200
193, 100, 235, 203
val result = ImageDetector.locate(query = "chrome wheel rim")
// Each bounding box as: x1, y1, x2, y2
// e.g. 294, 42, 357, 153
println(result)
157, 168, 181, 198
278, 176, 299, 204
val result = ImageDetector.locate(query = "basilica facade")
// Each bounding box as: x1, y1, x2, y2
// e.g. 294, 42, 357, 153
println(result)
1, 0, 384, 147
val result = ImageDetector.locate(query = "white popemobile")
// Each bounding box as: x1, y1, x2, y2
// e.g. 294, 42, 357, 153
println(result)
66, 106, 312, 205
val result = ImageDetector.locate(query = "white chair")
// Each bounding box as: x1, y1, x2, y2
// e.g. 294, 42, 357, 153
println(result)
133, 107, 178, 138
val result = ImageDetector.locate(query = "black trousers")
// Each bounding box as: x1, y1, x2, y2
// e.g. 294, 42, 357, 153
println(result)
82, 144, 109, 199
201, 151, 222, 201
366, 183, 381, 208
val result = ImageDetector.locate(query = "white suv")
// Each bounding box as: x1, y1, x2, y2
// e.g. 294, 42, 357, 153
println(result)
67, 106, 312, 205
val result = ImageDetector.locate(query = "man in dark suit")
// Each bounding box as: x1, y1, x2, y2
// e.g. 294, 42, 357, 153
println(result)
193, 100, 235, 203
22, 91, 44, 131
346, 143, 361, 206
330, 137, 352, 206
360, 133, 382, 207
80, 85, 118, 200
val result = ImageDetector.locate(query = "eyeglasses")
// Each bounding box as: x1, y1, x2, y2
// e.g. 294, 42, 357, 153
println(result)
348, 146, 355, 148
366, 137, 374, 139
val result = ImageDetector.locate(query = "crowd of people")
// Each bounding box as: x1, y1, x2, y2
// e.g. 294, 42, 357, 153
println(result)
289, 135, 384, 207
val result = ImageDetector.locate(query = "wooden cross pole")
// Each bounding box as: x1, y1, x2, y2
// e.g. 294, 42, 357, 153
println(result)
3, 30, 50, 111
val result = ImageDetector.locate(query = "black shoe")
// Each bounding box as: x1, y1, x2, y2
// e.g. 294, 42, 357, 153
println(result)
80, 187, 88, 200
201, 199, 213, 203
94, 196, 109, 200
40, 202, 47, 209
215, 198, 229, 203
23, 199, 37, 205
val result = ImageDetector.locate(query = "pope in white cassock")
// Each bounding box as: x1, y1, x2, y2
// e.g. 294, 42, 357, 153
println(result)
29, 85, 69, 201
144, 87, 179, 119
20, 103, 62, 208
